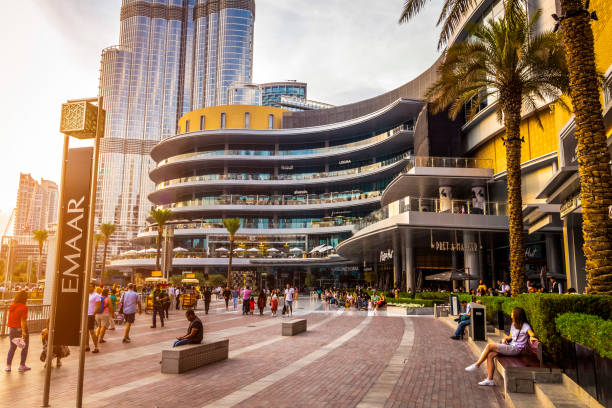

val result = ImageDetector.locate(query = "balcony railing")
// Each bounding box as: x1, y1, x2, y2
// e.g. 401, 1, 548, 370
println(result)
403, 156, 494, 173
155, 153, 410, 190
156, 190, 381, 209
140, 217, 359, 235
157, 123, 413, 166
356, 196, 507, 231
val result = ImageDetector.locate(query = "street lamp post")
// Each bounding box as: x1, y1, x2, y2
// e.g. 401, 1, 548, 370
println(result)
42, 96, 104, 407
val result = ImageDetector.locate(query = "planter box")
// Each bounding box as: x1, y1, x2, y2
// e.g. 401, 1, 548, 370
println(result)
386, 306, 433, 316
575, 342, 598, 400
594, 352, 612, 408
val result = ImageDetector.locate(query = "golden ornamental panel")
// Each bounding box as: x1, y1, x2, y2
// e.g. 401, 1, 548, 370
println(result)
60, 101, 105, 139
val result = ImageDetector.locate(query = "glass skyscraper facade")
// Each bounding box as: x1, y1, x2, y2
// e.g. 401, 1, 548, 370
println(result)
97, 0, 255, 254
261, 81, 306, 108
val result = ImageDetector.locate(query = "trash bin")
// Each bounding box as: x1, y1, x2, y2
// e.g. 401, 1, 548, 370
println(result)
449, 294, 460, 316
470, 303, 486, 341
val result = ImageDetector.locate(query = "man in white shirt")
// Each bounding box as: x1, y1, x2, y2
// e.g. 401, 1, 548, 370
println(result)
284, 283, 295, 317
87, 283, 100, 353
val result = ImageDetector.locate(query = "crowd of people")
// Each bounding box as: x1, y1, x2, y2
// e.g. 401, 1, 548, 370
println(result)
322, 288, 388, 310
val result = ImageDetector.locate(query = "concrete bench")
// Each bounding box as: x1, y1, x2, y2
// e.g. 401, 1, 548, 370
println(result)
282, 319, 307, 336
161, 338, 229, 374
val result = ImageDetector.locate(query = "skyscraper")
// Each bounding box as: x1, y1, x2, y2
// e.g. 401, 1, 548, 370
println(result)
14, 173, 58, 235
96, 0, 255, 254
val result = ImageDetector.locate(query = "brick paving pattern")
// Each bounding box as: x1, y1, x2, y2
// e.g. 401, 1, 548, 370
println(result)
0, 300, 506, 407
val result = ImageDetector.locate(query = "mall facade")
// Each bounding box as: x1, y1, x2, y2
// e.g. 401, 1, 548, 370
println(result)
111, 0, 612, 291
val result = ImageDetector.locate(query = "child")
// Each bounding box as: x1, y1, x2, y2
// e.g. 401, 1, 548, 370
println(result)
249, 297, 255, 315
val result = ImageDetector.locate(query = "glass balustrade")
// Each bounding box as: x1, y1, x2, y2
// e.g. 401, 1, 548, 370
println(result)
156, 190, 382, 209
157, 123, 413, 166
355, 196, 507, 231
155, 152, 410, 190
403, 156, 494, 172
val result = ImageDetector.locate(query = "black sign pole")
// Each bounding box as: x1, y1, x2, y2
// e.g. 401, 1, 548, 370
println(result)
42, 135, 70, 407
76, 95, 103, 408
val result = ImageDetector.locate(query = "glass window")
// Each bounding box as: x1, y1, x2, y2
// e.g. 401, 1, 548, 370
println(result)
244, 112, 250, 129
221, 113, 226, 129
200, 115, 205, 130
185, 120, 190, 133
268, 114, 274, 129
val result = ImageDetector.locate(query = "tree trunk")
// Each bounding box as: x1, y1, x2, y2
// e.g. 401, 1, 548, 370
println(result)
93, 245, 99, 281
560, 0, 612, 294
502, 88, 526, 297
156, 227, 162, 271
102, 242, 108, 286
227, 237, 234, 289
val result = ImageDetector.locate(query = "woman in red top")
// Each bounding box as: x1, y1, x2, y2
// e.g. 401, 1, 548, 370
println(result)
6, 291, 29, 372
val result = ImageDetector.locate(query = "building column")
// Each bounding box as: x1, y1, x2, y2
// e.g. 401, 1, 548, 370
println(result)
463, 231, 479, 291
402, 231, 415, 292
392, 232, 400, 288
451, 251, 458, 292
545, 233, 562, 278
562, 214, 586, 292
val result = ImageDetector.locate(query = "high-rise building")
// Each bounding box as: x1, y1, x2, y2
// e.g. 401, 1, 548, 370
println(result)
260, 81, 306, 108
14, 173, 58, 235
96, 0, 255, 254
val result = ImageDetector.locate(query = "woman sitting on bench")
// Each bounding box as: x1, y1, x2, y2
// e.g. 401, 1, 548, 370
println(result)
464, 307, 538, 386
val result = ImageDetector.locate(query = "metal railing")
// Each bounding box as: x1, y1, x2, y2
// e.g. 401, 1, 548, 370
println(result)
158, 123, 413, 166
156, 152, 411, 190
403, 156, 494, 173
156, 190, 381, 209
355, 196, 507, 231
0, 304, 50, 336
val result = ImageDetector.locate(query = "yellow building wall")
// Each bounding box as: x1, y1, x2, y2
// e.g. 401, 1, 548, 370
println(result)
593, 0, 612, 74
178, 105, 287, 132
472, 104, 572, 173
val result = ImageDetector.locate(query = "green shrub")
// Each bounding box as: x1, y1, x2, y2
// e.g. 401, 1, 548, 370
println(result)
511, 294, 612, 361
556, 313, 612, 359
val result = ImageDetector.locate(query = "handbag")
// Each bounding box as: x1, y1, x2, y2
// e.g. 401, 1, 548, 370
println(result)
282, 305, 287, 315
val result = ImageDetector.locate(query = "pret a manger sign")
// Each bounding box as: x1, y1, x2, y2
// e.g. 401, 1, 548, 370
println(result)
54, 147, 93, 346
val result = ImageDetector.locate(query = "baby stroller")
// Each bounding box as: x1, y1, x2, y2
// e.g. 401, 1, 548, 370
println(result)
114, 311, 126, 326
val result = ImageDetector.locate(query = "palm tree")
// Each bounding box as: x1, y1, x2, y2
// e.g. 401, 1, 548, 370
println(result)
222, 218, 241, 288
99, 223, 116, 285
93, 233, 104, 281
32, 229, 48, 283
425, 4, 569, 296
556, 0, 612, 294
149, 208, 173, 271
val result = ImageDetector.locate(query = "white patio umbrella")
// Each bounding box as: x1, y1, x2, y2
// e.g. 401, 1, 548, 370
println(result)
267, 248, 279, 252
145, 248, 157, 253
215, 247, 229, 252
137, 249, 148, 254
309, 244, 325, 254
233, 247, 245, 252
247, 247, 259, 253
289, 247, 303, 253
173, 247, 188, 252
320, 245, 334, 252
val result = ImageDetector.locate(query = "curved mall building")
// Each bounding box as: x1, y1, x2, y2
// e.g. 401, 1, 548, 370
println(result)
112, 0, 612, 291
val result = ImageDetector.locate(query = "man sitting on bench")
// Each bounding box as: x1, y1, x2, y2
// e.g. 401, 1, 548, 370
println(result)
173, 310, 203, 347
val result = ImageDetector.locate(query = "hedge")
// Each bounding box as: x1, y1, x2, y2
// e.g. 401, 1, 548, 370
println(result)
555, 313, 612, 359
510, 294, 612, 361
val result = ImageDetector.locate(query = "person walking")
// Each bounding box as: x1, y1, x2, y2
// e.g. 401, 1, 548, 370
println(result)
203, 286, 212, 315
95, 288, 113, 344
242, 286, 251, 315
175, 286, 181, 310
5, 291, 30, 372
86, 283, 100, 353
151, 284, 168, 328
120, 284, 142, 343
257, 289, 267, 315
108, 288, 118, 330
284, 283, 295, 317
232, 286, 239, 311
270, 290, 279, 316
223, 286, 231, 311
163, 289, 171, 320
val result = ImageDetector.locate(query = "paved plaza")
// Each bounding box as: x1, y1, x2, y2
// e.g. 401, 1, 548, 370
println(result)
0, 300, 506, 407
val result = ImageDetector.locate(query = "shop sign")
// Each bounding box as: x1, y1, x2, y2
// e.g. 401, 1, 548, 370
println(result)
281, 165, 293, 170
432, 241, 478, 252
294, 190, 307, 194
185, 273, 195, 279
151, 270, 163, 277
560, 193, 581, 219
339, 159, 351, 165
379, 249, 393, 262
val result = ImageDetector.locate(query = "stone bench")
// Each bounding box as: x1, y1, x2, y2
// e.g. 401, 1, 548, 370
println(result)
282, 319, 307, 336
161, 338, 229, 374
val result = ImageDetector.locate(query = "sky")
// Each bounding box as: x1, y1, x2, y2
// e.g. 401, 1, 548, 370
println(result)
0, 0, 441, 232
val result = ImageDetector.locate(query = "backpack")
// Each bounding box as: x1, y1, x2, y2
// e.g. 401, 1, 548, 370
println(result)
98, 297, 107, 314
